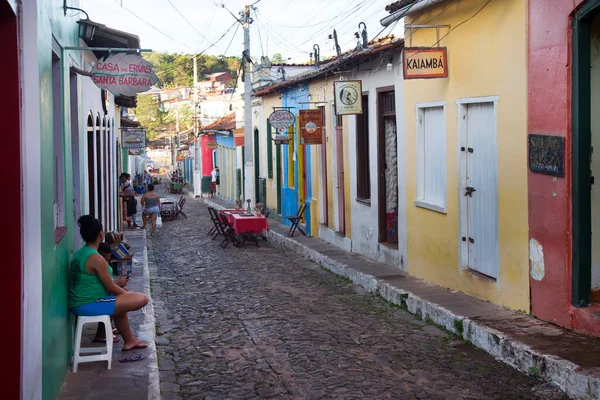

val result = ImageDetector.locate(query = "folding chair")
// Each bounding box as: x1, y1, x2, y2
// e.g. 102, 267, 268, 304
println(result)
176, 196, 187, 219
287, 201, 307, 237
218, 213, 239, 249
259, 210, 270, 241
207, 207, 221, 238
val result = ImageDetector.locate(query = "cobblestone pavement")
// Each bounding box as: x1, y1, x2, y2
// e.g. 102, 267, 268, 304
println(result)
148, 191, 567, 400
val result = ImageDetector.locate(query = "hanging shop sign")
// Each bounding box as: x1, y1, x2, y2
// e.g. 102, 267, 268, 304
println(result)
90, 53, 158, 97
299, 109, 323, 145
273, 126, 293, 144
122, 128, 146, 149
403, 47, 448, 80
128, 148, 143, 156
333, 80, 363, 115
268, 109, 295, 129
528, 134, 565, 177
206, 140, 218, 149
234, 128, 245, 147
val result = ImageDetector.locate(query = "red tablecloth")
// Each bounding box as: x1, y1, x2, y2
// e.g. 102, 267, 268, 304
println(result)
224, 211, 269, 234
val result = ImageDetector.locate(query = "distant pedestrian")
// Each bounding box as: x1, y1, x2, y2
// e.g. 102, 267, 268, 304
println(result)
211, 167, 219, 198
119, 173, 139, 228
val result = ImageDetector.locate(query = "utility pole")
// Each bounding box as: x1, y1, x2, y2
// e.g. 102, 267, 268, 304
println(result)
193, 55, 202, 197
242, 3, 254, 204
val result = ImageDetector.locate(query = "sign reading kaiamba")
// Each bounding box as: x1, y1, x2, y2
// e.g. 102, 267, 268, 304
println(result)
299, 109, 323, 145
91, 53, 158, 96
334, 80, 363, 115
403, 47, 448, 79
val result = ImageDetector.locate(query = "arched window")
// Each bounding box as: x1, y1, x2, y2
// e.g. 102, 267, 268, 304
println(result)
87, 114, 95, 215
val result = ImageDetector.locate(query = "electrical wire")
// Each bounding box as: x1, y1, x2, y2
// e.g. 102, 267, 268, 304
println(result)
113, 0, 198, 51
166, 0, 214, 47
253, 9, 265, 57
223, 23, 241, 55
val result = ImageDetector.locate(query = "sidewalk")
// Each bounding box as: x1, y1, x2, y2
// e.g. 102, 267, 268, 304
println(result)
205, 197, 600, 400
58, 229, 160, 400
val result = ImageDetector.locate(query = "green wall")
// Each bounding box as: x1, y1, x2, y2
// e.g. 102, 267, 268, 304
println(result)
38, 1, 80, 399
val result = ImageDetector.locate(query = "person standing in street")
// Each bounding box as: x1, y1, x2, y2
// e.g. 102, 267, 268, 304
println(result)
119, 173, 139, 228
211, 167, 219, 198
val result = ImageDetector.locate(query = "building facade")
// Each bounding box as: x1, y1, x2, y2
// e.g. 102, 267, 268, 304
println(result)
400, 0, 529, 311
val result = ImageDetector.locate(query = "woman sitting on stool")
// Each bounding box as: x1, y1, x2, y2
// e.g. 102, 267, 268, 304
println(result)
68, 215, 148, 351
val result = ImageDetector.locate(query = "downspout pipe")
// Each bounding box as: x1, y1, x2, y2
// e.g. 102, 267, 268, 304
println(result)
380, 0, 447, 27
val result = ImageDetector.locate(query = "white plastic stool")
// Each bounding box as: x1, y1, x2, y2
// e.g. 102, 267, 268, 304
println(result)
72, 315, 113, 372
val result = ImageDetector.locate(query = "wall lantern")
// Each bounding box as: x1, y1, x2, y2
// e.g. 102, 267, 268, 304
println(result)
78, 20, 96, 41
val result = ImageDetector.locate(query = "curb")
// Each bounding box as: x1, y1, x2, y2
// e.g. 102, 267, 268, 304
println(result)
205, 198, 599, 399
132, 229, 161, 400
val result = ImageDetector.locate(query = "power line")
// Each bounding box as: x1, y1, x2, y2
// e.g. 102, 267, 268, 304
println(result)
166, 0, 214, 47
223, 23, 241, 55
113, 0, 198, 51
253, 9, 265, 57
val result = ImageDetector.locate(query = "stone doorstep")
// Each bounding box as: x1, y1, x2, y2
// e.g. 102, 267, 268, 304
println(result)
204, 197, 600, 400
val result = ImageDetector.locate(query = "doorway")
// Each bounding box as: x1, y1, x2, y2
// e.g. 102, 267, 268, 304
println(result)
254, 128, 260, 204
458, 100, 499, 279
377, 90, 398, 245
335, 114, 346, 234
1, 2, 22, 397
573, 1, 600, 307
70, 71, 82, 248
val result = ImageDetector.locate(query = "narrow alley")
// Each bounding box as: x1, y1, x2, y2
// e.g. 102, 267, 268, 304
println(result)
148, 190, 567, 400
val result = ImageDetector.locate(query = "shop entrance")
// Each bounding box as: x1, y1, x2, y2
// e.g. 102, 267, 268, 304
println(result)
573, 0, 600, 307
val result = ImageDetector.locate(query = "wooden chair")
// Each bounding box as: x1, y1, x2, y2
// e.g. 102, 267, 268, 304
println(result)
287, 201, 308, 237
176, 196, 187, 219
218, 213, 239, 249
207, 207, 221, 238
160, 202, 176, 221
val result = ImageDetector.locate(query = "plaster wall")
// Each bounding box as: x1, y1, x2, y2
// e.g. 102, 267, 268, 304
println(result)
260, 93, 281, 212
345, 55, 405, 266
404, 0, 529, 311
528, 0, 585, 327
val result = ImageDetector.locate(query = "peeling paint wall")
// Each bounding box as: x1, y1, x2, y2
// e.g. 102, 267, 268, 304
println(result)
529, 239, 545, 282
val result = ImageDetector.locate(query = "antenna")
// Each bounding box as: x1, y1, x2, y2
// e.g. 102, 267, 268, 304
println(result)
333, 29, 341, 57
313, 44, 320, 68
359, 22, 368, 48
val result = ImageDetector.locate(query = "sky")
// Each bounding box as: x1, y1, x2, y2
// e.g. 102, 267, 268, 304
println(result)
82, 0, 403, 63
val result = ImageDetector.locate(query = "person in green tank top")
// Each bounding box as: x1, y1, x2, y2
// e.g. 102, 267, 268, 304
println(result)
69, 215, 149, 351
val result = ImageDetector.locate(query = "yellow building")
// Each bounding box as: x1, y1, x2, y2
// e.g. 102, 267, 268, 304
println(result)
400, 0, 529, 311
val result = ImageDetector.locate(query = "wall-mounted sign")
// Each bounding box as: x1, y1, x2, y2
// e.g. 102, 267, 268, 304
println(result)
122, 128, 146, 149
206, 140, 218, 149
299, 109, 323, 145
128, 148, 143, 156
234, 128, 244, 147
403, 47, 448, 80
528, 134, 565, 177
334, 80, 363, 115
268, 110, 295, 129
90, 53, 158, 97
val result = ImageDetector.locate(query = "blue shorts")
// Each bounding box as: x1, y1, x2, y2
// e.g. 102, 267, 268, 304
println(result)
71, 296, 117, 316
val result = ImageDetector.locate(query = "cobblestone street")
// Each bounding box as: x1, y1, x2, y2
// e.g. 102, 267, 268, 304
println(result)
148, 193, 567, 400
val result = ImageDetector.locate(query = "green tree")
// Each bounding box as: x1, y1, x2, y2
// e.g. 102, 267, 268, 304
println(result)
131, 94, 165, 140
163, 103, 194, 131
271, 53, 285, 64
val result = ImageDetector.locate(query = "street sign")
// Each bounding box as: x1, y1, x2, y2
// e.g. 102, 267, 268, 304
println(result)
299, 109, 323, 145
333, 80, 363, 115
90, 53, 158, 97
403, 47, 448, 80
273, 126, 291, 144
206, 141, 218, 149
268, 110, 295, 128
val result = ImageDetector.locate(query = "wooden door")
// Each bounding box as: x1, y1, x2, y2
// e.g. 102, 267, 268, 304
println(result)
336, 115, 345, 234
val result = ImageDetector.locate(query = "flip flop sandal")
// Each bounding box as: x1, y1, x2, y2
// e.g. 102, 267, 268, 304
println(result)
121, 342, 148, 352
93, 335, 120, 344
113, 328, 119, 335
119, 352, 147, 363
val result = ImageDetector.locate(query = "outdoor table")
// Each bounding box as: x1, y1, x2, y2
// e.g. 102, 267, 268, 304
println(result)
222, 211, 269, 247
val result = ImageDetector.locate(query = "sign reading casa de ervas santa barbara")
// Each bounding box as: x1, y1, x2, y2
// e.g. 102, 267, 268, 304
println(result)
403, 47, 448, 79
90, 53, 158, 96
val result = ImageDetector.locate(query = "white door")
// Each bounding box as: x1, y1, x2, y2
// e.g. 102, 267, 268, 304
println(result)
461, 102, 499, 278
